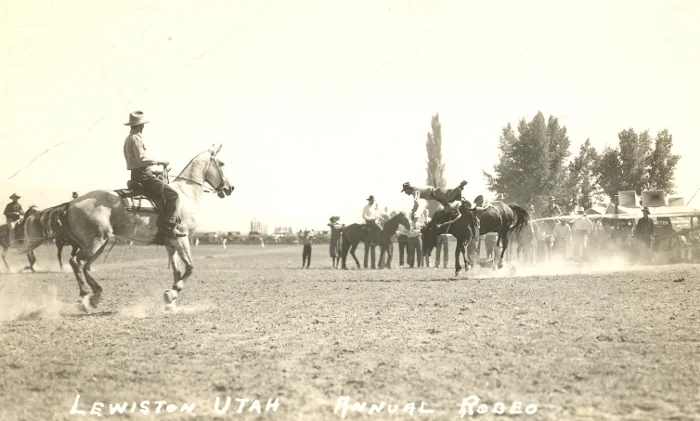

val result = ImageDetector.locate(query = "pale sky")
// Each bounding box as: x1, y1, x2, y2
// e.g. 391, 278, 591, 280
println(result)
1, 0, 699, 233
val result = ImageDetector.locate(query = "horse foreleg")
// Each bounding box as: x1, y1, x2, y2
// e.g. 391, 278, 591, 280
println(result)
386, 244, 393, 269
68, 255, 91, 312
378, 246, 386, 269
363, 242, 369, 269
165, 237, 194, 309
341, 239, 350, 270
80, 239, 109, 310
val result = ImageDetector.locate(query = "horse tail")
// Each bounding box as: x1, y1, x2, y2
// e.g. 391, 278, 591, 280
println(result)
508, 204, 531, 238
14, 203, 70, 254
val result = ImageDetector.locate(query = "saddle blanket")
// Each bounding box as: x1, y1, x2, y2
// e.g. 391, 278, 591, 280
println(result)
115, 189, 159, 214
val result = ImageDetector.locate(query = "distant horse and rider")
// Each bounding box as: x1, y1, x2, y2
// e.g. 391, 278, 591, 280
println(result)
0, 204, 40, 272
1, 191, 81, 272
340, 211, 411, 270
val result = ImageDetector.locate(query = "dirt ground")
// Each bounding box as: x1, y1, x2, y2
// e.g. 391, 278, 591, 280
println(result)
0, 243, 698, 421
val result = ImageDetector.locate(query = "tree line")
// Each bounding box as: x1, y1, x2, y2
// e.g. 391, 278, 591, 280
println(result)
423, 111, 681, 216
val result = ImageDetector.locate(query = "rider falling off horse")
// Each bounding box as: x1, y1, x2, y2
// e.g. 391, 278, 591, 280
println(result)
401, 180, 478, 235
122, 111, 186, 244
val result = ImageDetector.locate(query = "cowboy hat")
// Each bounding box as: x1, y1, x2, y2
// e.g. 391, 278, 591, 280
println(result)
124, 111, 150, 126
401, 182, 413, 192
9, 193, 20, 200
576, 206, 584, 213
642, 207, 650, 213
367, 195, 375, 201
329, 216, 340, 222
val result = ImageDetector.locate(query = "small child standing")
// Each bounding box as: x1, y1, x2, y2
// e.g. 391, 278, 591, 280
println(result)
301, 229, 315, 268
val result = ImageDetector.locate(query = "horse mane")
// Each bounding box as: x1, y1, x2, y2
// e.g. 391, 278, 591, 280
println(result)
174, 148, 213, 180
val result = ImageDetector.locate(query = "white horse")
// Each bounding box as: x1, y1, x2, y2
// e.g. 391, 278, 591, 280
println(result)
64, 144, 234, 312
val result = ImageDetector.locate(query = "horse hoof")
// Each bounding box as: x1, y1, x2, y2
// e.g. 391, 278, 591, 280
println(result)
164, 301, 178, 312
80, 295, 92, 313
89, 294, 102, 309
164, 289, 178, 304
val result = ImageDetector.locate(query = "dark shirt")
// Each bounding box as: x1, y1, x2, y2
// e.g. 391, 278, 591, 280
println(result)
4, 202, 23, 222
635, 216, 655, 238
545, 204, 562, 218
328, 223, 342, 243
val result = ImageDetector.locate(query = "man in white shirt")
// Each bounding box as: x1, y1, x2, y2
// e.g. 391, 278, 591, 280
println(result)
572, 207, 593, 258
553, 219, 572, 258
362, 195, 382, 233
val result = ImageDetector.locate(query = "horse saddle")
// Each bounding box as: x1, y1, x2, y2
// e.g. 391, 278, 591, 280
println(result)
361, 223, 381, 234
116, 181, 162, 215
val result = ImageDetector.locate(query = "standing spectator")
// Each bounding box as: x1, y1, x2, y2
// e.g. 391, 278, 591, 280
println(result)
419, 209, 431, 267
406, 210, 429, 268
406, 231, 422, 268
327, 216, 343, 268
72, 192, 79, 200
572, 207, 593, 259
544, 197, 562, 218
397, 217, 409, 268
553, 219, 572, 259
634, 207, 655, 261
301, 229, 315, 268
435, 234, 449, 268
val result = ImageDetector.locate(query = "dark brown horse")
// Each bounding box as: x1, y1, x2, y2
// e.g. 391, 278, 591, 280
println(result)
421, 203, 476, 276
341, 212, 411, 270
472, 198, 531, 269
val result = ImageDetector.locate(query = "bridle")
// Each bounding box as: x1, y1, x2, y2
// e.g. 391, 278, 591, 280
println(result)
173, 153, 228, 194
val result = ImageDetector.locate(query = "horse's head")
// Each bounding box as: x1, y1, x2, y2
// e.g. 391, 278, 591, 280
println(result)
204, 144, 234, 198
420, 215, 444, 255
394, 211, 411, 231
24, 206, 39, 218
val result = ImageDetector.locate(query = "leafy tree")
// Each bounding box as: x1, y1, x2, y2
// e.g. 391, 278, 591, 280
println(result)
595, 146, 623, 201
595, 128, 680, 200
563, 138, 600, 210
425, 114, 446, 216
646, 129, 681, 193
484, 111, 571, 212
